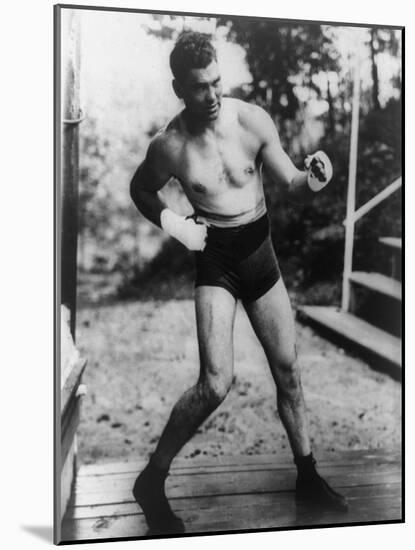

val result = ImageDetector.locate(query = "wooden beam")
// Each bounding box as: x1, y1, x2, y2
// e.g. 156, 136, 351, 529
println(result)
66, 483, 402, 521
352, 178, 402, 223
72, 465, 400, 504
349, 271, 401, 301
379, 237, 402, 251
61, 10, 81, 338
57, 11, 83, 537
298, 305, 401, 367
61, 357, 87, 416
61, 439, 77, 522
78, 448, 401, 478
342, 49, 361, 311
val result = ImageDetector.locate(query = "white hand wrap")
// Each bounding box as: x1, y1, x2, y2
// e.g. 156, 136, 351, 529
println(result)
160, 209, 207, 251
306, 150, 333, 192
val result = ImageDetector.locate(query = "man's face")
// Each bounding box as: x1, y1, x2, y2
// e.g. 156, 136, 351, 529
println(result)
176, 61, 223, 122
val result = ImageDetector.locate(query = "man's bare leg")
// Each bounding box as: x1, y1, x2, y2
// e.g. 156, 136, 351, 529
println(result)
151, 286, 237, 468
244, 278, 310, 457
133, 286, 237, 530
243, 278, 347, 511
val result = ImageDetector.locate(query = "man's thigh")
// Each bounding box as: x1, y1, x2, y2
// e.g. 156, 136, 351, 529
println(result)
195, 286, 237, 380
243, 278, 297, 374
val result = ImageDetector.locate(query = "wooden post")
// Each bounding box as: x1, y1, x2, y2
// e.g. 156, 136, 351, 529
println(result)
61, 11, 81, 338
341, 48, 361, 312
55, 11, 85, 540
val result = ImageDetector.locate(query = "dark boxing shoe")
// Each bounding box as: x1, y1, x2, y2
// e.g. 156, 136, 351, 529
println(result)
295, 455, 348, 513
132, 461, 185, 534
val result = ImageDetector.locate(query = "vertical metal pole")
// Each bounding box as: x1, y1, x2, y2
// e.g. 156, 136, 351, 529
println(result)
341, 46, 361, 312
61, 11, 81, 338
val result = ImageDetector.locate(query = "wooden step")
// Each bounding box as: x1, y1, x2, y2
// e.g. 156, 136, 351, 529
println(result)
349, 271, 401, 300
297, 306, 401, 367
379, 237, 402, 251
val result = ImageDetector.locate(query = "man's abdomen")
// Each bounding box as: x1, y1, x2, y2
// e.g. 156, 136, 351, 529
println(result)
195, 196, 266, 228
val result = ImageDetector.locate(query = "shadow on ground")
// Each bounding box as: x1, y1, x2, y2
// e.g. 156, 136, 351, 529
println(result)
20, 525, 53, 543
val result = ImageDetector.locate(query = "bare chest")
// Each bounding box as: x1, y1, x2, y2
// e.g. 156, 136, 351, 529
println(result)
172, 127, 260, 197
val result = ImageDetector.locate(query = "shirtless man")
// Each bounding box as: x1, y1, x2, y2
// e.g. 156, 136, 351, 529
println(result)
130, 31, 347, 534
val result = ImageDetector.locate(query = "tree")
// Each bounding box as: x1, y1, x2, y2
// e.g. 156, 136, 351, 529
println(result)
366, 28, 401, 111
218, 20, 341, 134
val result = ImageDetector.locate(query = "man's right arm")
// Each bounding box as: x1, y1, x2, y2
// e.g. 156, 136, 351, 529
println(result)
129, 136, 208, 251
129, 138, 169, 228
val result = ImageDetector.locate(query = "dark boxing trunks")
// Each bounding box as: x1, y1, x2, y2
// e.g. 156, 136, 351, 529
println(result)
194, 213, 281, 303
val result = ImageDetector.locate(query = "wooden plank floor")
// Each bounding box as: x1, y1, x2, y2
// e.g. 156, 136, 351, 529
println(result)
61, 449, 402, 543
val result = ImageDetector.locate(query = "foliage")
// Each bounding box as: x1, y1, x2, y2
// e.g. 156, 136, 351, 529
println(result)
76, 17, 402, 305
117, 238, 195, 301
219, 20, 340, 122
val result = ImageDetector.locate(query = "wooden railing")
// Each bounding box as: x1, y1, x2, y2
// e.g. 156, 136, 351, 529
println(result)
341, 44, 401, 312
351, 177, 402, 224
342, 174, 402, 312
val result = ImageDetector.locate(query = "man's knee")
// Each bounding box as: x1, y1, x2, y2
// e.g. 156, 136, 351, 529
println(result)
274, 347, 301, 395
200, 372, 232, 408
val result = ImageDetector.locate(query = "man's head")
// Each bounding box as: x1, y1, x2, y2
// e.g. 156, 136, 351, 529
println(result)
170, 31, 223, 121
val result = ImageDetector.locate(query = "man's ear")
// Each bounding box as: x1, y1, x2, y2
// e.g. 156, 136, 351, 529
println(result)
172, 79, 183, 99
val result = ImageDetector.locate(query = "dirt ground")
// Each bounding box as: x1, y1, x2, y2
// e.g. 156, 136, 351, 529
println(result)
75, 299, 401, 466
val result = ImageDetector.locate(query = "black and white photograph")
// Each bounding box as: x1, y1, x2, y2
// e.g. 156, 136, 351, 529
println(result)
55, 4, 403, 545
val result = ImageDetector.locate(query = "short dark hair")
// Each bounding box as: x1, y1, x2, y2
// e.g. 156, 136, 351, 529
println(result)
169, 31, 217, 83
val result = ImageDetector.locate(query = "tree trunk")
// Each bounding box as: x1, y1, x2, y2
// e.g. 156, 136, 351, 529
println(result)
370, 28, 381, 111
327, 73, 335, 136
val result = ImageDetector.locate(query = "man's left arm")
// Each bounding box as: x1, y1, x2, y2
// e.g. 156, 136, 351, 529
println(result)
252, 106, 332, 202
